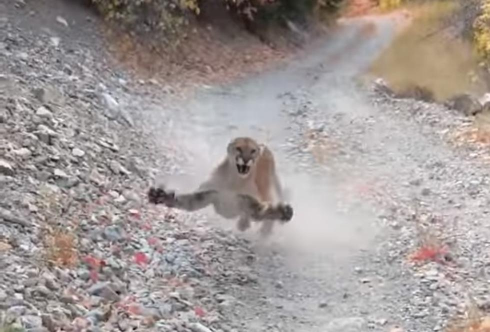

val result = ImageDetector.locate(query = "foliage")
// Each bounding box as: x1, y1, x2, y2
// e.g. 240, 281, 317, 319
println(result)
378, 0, 402, 11
474, 0, 490, 59
44, 227, 79, 268
90, 0, 200, 35
87, 0, 344, 37
370, 0, 485, 100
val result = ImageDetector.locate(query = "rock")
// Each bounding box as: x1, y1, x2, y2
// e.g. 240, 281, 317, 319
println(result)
479, 92, 490, 105
0, 289, 7, 301
122, 190, 140, 203
72, 148, 85, 157
109, 160, 130, 175
50, 37, 60, 48
100, 93, 134, 126
389, 328, 405, 332
56, 16, 69, 27
0, 107, 8, 123
395, 84, 434, 102
15, 0, 26, 8
0, 159, 15, 176
319, 301, 328, 308
100, 93, 119, 119
373, 78, 394, 96
21, 315, 44, 329
41, 314, 57, 332
127, 157, 147, 177
86, 282, 120, 302
32, 285, 53, 298
6, 305, 27, 318
53, 169, 68, 179
41, 272, 60, 291
215, 293, 235, 307
36, 106, 53, 119
36, 124, 57, 145
323, 317, 367, 332
444, 93, 482, 116
33, 86, 64, 106
0, 207, 30, 227
13, 148, 32, 158
482, 101, 490, 114
103, 225, 125, 242
189, 323, 213, 332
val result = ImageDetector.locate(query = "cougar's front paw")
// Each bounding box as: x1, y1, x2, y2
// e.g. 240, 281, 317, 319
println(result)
278, 203, 293, 222
148, 186, 176, 206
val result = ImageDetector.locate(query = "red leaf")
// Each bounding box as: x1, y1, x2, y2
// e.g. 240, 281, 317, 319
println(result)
134, 252, 149, 266
409, 245, 447, 263
194, 306, 206, 317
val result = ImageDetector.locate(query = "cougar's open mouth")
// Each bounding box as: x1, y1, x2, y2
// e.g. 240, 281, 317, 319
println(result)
236, 158, 251, 175
236, 163, 250, 175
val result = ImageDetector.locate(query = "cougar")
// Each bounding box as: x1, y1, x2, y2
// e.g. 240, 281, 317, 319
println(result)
148, 137, 293, 237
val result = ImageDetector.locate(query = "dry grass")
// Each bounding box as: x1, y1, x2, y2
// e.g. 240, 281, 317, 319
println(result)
446, 297, 490, 332
369, 1, 486, 101
448, 317, 490, 332
409, 218, 449, 264
452, 127, 490, 145
43, 227, 79, 268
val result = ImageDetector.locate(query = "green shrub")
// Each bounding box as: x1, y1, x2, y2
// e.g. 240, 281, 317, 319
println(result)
87, 0, 345, 37
90, 0, 200, 35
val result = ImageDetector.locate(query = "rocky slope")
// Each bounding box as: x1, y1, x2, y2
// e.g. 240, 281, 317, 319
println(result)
0, 1, 267, 332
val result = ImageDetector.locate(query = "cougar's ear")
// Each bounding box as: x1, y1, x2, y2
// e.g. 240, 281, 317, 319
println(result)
258, 144, 266, 155
227, 139, 236, 154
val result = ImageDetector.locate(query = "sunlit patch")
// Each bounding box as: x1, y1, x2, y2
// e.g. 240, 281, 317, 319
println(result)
446, 297, 490, 332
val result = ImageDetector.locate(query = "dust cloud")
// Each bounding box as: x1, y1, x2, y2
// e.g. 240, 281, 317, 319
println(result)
154, 120, 379, 260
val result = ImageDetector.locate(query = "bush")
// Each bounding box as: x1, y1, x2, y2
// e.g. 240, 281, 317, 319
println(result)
474, 0, 490, 59
90, 0, 200, 35
88, 0, 345, 37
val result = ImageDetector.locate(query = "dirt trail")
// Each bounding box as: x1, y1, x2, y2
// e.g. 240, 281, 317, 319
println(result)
149, 14, 433, 332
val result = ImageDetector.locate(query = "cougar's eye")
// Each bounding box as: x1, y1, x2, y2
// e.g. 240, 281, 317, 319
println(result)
236, 147, 242, 153
251, 149, 257, 154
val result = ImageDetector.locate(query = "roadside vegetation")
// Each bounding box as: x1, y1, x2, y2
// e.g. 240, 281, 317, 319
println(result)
370, 0, 486, 101
86, 0, 345, 39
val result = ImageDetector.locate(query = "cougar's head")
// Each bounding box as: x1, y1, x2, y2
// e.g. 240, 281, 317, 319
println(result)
227, 137, 261, 178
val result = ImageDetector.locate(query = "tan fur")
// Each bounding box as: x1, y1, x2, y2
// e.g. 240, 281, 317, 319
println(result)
148, 137, 292, 237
